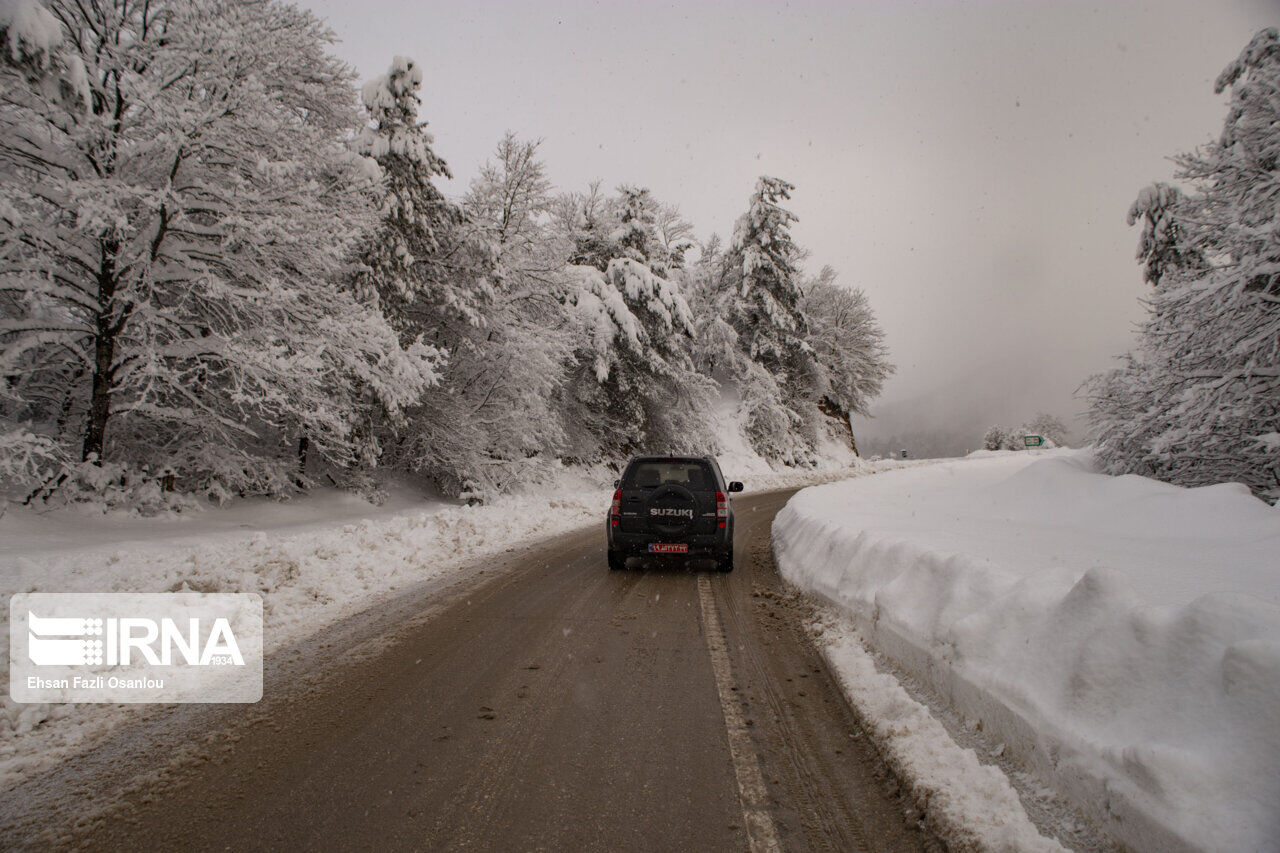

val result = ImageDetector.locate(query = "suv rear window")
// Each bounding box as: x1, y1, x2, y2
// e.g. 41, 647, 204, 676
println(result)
624, 461, 714, 490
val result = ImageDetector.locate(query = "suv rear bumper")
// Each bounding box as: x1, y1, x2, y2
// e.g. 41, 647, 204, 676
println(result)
606, 525, 732, 556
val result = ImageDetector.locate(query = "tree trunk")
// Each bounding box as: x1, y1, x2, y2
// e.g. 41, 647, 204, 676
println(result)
82, 241, 120, 463
55, 370, 83, 436
296, 434, 310, 487
818, 396, 857, 456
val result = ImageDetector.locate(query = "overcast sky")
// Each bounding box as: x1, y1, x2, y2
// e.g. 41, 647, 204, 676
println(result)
302, 0, 1276, 453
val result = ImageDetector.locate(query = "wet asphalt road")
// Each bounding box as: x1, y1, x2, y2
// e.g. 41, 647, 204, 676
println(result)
5, 488, 937, 852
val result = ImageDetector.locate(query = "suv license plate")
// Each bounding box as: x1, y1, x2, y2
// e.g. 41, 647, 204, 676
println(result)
649, 543, 688, 554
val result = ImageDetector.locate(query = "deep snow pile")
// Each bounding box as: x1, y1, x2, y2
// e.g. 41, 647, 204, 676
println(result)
774, 450, 1280, 852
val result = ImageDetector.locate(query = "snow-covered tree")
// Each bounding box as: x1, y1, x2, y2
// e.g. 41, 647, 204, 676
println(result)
610, 186, 692, 278
981, 425, 1018, 451
724, 176, 813, 374
983, 425, 1010, 451
564, 181, 619, 272
654, 202, 695, 274
713, 176, 822, 461
562, 184, 690, 279
352, 56, 490, 335
1087, 355, 1161, 469
686, 234, 738, 372
544, 182, 715, 459
0, 0, 439, 499
614, 187, 661, 269
467, 133, 564, 276
737, 359, 812, 465
983, 416, 1067, 451
683, 231, 811, 464
1086, 28, 1280, 503
565, 260, 694, 385
435, 132, 574, 495
803, 269, 893, 452
0, 426, 65, 502
1127, 183, 1207, 287
347, 56, 509, 496
1022, 413, 1069, 447
560, 258, 715, 459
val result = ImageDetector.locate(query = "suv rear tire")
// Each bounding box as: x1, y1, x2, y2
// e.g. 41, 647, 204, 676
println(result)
608, 551, 627, 571
716, 548, 734, 573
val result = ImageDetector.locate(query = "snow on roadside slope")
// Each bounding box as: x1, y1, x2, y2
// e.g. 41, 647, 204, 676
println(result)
0, 451, 861, 785
774, 450, 1280, 853
0, 473, 606, 783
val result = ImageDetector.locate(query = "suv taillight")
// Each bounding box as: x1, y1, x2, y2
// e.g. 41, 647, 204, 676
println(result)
716, 491, 727, 528
610, 489, 622, 527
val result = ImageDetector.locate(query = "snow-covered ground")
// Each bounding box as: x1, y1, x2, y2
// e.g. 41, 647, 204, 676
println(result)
775, 449, 1280, 852
0, 469, 589, 781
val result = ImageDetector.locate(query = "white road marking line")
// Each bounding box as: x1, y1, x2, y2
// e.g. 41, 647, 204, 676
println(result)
697, 574, 781, 853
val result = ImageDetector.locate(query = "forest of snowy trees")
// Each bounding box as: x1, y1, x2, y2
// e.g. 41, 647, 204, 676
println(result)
1087, 28, 1280, 504
0, 0, 892, 507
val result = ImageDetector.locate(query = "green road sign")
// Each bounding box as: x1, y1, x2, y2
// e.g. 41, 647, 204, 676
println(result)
1024, 435, 1044, 447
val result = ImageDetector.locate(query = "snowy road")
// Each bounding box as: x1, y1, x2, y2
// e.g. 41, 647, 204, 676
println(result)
1, 489, 937, 851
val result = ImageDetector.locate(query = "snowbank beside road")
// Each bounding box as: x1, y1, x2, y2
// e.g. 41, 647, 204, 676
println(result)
774, 450, 1280, 852
0, 477, 607, 781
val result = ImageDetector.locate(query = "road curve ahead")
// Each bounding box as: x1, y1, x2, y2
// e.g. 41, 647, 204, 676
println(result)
45, 489, 938, 851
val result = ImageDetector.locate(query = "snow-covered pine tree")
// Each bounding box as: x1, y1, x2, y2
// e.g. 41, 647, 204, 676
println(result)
0, 0, 440, 500
614, 187, 660, 270
612, 186, 690, 278
564, 184, 688, 278
725, 176, 813, 374
1086, 28, 1280, 503
1126, 183, 1207, 287
560, 256, 716, 459
719, 176, 819, 463
565, 181, 620, 272
349, 56, 506, 496
547, 183, 713, 459
353, 56, 490, 335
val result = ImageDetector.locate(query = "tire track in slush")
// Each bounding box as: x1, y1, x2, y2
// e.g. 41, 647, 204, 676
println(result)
716, 488, 923, 853
697, 573, 782, 853
423, 546, 629, 845
724, 520, 873, 850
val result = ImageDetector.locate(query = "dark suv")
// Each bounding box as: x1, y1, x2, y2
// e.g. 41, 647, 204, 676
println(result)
606, 456, 743, 572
